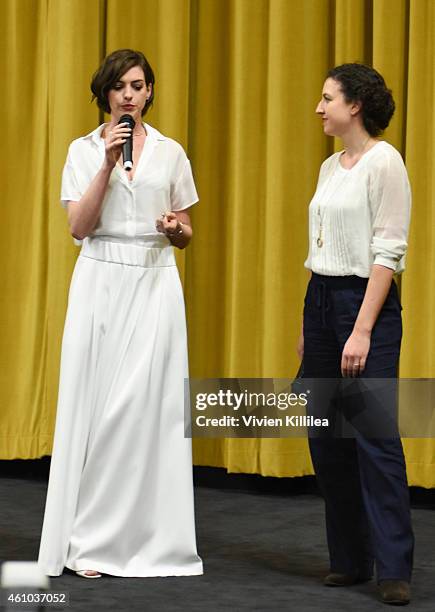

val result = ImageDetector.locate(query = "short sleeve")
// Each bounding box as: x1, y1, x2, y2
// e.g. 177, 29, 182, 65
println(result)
170, 158, 199, 211
60, 147, 82, 208
369, 149, 411, 272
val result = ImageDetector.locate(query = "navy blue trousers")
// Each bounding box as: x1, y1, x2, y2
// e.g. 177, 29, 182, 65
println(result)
303, 273, 414, 582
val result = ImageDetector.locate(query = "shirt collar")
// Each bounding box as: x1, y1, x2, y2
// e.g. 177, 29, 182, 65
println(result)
83, 122, 166, 147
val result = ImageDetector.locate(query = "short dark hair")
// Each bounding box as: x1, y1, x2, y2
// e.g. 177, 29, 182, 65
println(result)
327, 63, 395, 137
91, 49, 155, 116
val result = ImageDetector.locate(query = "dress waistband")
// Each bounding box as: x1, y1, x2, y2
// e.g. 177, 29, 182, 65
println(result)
80, 236, 176, 268
93, 233, 170, 247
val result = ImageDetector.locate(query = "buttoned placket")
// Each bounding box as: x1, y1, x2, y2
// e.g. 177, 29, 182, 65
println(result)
115, 133, 149, 238
93, 123, 161, 238
122, 179, 136, 237
95, 128, 139, 238
122, 126, 159, 237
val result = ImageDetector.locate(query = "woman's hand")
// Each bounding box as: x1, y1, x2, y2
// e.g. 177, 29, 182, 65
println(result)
103, 122, 132, 169
155, 212, 181, 236
297, 331, 304, 361
341, 329, 371, 377
156, 211, 192, 249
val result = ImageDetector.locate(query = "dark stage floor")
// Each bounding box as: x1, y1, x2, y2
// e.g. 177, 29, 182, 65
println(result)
0, 464, 434, 611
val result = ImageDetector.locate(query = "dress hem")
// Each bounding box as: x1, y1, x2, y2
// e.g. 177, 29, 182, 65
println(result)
64, 563, 204, 578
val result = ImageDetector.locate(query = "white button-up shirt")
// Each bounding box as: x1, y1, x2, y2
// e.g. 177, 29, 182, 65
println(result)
305, 141, 411, 277
61, 123, 198, 239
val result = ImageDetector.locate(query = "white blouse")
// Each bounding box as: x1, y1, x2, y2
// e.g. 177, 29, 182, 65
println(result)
304, 141, 411, 277
60, 123, 198, 239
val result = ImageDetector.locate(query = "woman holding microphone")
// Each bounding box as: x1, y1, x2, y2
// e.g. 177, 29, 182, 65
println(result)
38, 49, 202, 579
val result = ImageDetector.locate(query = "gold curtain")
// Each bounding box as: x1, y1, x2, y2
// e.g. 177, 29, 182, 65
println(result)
1, 0, 433, 487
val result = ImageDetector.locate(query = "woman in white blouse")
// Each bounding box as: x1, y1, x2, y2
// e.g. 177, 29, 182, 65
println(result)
299, 64, 413, 605
38, 49, 203, 579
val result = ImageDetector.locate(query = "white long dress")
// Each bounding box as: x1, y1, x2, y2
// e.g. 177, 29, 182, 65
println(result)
38, 124, 203, 577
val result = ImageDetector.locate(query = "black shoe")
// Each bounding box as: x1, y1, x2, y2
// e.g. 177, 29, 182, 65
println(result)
324, 572, 372, 587
379, 580, 410, 605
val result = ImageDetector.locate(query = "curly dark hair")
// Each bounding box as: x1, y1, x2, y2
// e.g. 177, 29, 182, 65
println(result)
91, 49, 155, 116
327, 63, 395, 137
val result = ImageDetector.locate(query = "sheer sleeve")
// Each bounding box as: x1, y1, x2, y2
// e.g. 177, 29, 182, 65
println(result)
369, 149, 411, 272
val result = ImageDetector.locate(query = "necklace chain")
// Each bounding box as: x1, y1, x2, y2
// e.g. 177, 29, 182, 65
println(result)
316, 166, 348, 248
343, 135, 371, 161
316, 136, 372, 248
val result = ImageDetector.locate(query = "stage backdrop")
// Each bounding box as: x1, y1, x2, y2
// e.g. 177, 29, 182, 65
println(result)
1, 0, 434, 487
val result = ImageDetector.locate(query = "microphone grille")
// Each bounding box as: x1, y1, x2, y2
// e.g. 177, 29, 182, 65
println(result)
118, 114, 135, 128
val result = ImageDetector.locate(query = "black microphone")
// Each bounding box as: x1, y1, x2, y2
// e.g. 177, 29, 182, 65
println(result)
118, 114, 135, 171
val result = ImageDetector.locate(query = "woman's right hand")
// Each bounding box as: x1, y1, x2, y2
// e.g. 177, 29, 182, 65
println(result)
297, 331, 304, 361
103, 122, 132, 169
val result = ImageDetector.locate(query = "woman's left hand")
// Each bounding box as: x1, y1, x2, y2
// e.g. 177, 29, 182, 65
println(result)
341, 329, 371, 377
155, 211, 180, 236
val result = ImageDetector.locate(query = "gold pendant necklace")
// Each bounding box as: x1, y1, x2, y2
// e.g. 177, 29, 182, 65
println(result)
316, 221, 324, 248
